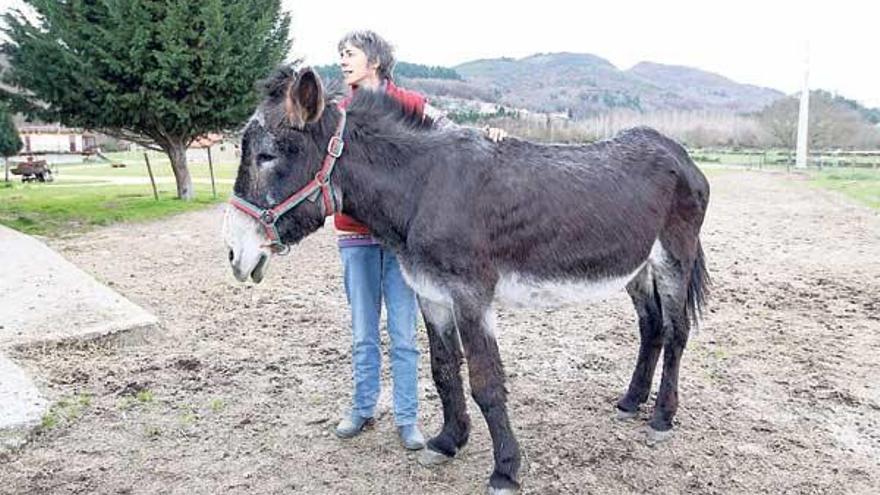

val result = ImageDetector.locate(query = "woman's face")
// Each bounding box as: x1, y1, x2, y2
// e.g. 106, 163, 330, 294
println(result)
339, 42, 380, 88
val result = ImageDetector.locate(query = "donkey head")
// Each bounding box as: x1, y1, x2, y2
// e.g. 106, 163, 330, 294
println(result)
223, 65, 331, 283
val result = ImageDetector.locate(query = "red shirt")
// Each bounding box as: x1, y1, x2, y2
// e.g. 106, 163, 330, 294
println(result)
334, 80, 426, 234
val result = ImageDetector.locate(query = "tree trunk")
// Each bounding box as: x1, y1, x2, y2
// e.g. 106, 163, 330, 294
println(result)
4, 157, 8, 183
165, 141, 194, 200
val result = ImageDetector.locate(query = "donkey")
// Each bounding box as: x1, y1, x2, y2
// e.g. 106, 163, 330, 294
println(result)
223, 65, 710, 494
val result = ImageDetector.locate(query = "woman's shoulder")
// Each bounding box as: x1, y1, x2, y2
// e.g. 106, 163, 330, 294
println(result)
385, 80, 426, 107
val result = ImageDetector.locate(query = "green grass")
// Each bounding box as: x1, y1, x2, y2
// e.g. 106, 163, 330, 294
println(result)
136, 389, 155, 403
693, 149, 879, 167
690, 149, 793, 167
40, 393, 93, 431
809, 167, 880, 210
2, 150, 235, 237
0, 180, 229, 237
57, 154, 238, 180
691, 149, 880, 211
208, 398, 226, 413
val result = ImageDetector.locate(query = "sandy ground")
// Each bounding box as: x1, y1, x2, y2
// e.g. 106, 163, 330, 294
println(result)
1, 169, 878, 494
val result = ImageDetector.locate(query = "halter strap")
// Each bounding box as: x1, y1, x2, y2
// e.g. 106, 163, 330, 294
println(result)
229, 109, 347, 254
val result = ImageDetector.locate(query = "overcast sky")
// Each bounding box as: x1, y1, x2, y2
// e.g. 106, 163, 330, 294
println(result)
284, 0, 879, 108
2, 0, 877, 107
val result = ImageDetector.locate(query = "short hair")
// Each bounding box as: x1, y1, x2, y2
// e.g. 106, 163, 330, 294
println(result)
337, 30, 396, 81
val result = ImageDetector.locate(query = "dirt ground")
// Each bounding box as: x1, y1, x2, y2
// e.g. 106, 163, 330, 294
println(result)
1, 169, 878, 494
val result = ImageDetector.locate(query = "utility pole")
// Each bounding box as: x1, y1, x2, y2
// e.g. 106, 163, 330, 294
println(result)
795, 42, 810, 169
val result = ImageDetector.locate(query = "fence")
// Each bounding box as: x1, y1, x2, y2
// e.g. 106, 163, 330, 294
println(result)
687, 149, 880, 169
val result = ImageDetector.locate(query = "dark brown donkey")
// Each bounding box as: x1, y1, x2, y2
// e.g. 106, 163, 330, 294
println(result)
223, 65, 711, 494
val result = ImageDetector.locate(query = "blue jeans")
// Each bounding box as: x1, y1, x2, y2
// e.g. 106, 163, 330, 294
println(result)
340, 245, 420, 426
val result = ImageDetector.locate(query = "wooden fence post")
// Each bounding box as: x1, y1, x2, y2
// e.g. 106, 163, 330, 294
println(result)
207, 146, 217, 199
144, 152, 159, 201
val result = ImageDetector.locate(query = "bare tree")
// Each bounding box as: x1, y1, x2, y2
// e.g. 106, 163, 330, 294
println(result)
758, 97, 799, 148
758, 91, 880, 150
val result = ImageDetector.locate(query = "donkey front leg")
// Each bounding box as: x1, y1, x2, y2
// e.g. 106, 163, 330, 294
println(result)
418, 297, 471, 465
455, 301, 522, 494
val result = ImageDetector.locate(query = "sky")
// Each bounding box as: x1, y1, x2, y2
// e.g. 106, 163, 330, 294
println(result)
2, 0, 878, 108
283, 0, 879, 108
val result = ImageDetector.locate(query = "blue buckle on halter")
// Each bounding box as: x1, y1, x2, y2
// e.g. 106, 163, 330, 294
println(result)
327, 136, 344, 158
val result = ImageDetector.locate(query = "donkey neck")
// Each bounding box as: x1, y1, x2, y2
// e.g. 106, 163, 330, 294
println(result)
330, 110, 431, 249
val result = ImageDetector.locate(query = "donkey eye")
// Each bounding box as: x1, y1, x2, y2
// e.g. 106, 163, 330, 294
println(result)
256, 153, 277, 166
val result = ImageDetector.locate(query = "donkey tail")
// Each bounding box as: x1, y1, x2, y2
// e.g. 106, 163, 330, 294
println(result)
686, 240, 710, 329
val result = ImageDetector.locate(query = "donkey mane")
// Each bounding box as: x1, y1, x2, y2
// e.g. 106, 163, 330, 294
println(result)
316, 84, 459, 171
343, 87, 435, 132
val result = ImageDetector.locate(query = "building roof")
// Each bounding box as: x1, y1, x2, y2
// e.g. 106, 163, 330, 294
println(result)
191, 133, 226, 148
17, 123, 93, 135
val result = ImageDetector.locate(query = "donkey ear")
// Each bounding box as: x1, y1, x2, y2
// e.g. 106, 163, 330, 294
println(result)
290, 67, 325, 126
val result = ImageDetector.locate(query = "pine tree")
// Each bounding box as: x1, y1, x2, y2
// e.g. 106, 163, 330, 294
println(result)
1, 1, 290, 199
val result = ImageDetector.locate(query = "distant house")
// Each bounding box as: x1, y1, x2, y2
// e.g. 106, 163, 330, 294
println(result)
17, 123, 97, 154
12, 112, 240, 163
187, 132, 240, 164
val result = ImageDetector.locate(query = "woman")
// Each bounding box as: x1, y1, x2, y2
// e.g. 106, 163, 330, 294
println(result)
333, 30, 427, 451
333, 30, 505, 451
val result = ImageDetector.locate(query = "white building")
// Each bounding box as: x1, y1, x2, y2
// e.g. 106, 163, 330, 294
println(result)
17, 124, 97, 154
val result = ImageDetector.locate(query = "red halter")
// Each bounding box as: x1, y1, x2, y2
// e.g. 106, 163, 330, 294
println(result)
229, 110, 347, 255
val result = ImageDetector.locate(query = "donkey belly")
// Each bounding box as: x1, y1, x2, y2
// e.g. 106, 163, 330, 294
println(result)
495, 238, 668, 308
401, 264, 644, 310
400, 240, 663, 310
494, 263, 645, 309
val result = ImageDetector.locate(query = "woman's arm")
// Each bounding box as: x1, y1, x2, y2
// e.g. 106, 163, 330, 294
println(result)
424, 102, 508, 142
423, 102, 455, 129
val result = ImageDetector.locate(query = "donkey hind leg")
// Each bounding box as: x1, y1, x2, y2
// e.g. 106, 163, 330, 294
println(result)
617, 266, 664, 419
417, 297, 471, 466
455, 301, 522, 494
646, 255, 694, 442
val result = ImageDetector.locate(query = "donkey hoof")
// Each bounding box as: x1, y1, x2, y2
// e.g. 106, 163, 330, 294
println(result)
644, 426, 674, 445
615, 408, 639, 421
487, 487, 519, 495
418, 447, 454, 467
488, 471, 521, 495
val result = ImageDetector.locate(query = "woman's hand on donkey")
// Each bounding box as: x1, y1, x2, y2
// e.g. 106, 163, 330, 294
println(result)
484, 126, 508, 142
